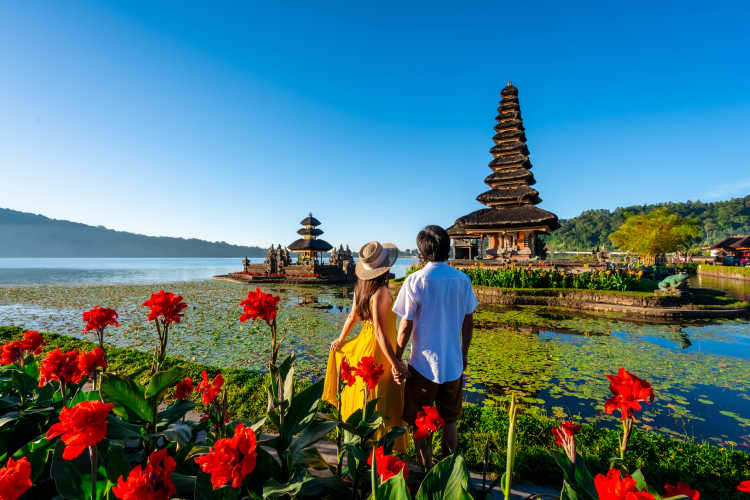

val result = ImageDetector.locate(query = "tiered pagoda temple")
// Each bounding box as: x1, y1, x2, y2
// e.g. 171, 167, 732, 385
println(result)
288, 213, 333, 265
447, 83, 559, 261
216, 213, 355, 284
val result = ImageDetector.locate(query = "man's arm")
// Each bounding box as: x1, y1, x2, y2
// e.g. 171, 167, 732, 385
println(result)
396, 317, 413, 360
461, 313, 473, 369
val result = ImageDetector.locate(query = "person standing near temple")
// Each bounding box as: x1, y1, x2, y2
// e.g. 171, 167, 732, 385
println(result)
322, 240, 408, 452
392, 225, 478, 469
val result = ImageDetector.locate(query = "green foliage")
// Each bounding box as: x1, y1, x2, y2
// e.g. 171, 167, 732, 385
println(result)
701, 264, 750, 277
463, 267, 643, 292
609, 208, 703, 260
3, 325, 748, 498
458, 405, 750, 500
0, 326, 267, 421
543, 194, 750, 251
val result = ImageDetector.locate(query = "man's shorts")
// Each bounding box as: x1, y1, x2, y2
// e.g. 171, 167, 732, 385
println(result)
403, 365, 463, 426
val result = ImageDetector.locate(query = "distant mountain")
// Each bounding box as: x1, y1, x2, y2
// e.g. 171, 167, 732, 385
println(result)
0, 208, 266, 257
543, 195, 750, 251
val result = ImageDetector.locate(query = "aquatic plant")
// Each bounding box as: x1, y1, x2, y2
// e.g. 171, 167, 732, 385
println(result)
463, 266, 643, 291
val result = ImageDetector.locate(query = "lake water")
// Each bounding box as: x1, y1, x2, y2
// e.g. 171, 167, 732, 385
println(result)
0, 258, 748, 450
0, 257, 419, 285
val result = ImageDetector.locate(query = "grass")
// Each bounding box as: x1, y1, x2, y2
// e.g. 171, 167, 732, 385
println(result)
3, 325, 749, 498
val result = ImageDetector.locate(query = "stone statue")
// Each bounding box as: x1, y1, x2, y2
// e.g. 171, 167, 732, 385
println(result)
330, 246, 340, 267
264, 245, 277, 274
658, 272, 689, 291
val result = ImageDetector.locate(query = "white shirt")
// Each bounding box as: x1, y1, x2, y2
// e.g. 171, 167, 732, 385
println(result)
392, 261, 478, 383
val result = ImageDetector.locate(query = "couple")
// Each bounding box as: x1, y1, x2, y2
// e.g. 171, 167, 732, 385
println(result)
322, 225, 478, 468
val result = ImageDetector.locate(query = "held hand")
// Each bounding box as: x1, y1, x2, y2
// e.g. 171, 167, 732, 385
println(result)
392, 360, 409, 385
330, 338, 343, 351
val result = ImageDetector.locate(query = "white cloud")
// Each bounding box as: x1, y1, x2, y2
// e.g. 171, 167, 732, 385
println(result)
701, 178, 750, 200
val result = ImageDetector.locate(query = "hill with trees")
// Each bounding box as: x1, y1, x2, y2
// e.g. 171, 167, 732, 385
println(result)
543, 195, 750, 251
0, 207, 266, 257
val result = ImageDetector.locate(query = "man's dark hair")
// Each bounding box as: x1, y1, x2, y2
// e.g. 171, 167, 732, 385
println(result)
417, 225, 451, 262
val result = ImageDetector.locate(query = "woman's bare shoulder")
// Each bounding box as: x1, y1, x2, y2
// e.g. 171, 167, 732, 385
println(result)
371, 285, 393, 306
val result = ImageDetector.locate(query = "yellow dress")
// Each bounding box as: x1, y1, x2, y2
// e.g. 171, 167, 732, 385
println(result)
322, 308, 407, 452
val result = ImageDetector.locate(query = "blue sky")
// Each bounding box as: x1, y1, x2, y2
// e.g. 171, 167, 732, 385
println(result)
1, 1, 748, 250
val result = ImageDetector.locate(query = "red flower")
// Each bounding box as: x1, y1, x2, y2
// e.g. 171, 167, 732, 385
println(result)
355, 356, 384, 390
194, 423, 257, 489
0, 341, 25, 366
1, 331, 47, 366
594, 468, 656, 500
39, 348, 83, 387
112, 449, 176, 500
604, 367, 654, 421
367, 446, 409, 482
413, 406, 446, 440
175, 377, 194, 400
738, 481, 750, 493
239, 288, 280, 325
142, 290, 187, 325
21, 330, 45, 355
82, 306, 119, 333
46, 400, 114, 460
339, 357, 356, 387
552, 421, 582, 447
664, 481, 700, 499
196, 370, 224, 405
77, 347, 107, 380
0, 456, 32, 500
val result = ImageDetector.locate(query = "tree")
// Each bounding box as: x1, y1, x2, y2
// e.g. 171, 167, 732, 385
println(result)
608, 208, 703, 264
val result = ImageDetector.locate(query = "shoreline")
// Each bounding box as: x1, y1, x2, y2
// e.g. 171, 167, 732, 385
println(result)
389, 281, 749, 319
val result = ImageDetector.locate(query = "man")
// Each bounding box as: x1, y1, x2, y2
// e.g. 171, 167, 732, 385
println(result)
392, 225, 478, 469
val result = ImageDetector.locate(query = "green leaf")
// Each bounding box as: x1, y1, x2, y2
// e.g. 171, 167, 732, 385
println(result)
50, 440, 111, 500
263, 467, 310, 498
160, 422, 193, 447
289, 420, 336, 458
378, 426, 406, 454
100, 373, 152, 423
12, 433, 55, 482
50, 441, 86, 500
105, 415, 142, 440
171, 472, 197, 497
104, 441, 130, 483
70, 389, 101, 406
280, 380, 324, 437
415, 454, 470, 500
375, 473, 412, 500
561, 480, 581, 500
157, 399, 195, 428
145, 366, 185, 400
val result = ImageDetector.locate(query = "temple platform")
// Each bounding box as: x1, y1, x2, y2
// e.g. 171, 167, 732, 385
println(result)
213, 263, 355, 285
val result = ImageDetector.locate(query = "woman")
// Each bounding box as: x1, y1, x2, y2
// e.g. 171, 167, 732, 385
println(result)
322, 241, 408, 452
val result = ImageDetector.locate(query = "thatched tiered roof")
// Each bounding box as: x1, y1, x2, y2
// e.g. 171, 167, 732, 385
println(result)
710, 235, 750, 251
288, 213, 332, 253
448, 82, 558, 236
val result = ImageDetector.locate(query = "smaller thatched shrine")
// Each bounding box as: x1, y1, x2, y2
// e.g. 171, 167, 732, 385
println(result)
288, 213, 333, 265
216, 213, 355, 284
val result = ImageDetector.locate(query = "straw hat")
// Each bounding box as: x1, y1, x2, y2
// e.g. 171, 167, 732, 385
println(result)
355, 241, 399, 280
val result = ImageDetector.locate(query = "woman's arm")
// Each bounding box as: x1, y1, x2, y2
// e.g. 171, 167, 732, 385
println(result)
330, 295, 359, 351
370, 287, 403, 372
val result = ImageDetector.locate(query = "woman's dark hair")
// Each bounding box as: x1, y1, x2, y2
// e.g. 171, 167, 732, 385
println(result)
417, 225, 450, 262
354, 272, 389, 320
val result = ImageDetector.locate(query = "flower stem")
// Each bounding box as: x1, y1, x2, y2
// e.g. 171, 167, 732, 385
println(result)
336, 378, 343, 476
89, 445, 97, 500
